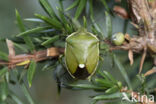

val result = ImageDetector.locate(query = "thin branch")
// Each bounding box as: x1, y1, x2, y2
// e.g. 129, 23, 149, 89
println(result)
139, 47, 147, 74
0, 40, 64, 68
144, 67, 156, 77
128, 49, 134, 65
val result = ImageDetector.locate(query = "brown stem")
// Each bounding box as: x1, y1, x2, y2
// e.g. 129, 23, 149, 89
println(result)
144, 67, 156, 77
139, 47, 147, 73
0, 48, 64, 69
0, 39, 65, 68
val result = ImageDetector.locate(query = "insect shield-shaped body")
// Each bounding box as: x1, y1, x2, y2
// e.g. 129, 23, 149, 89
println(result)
65, 29, 99, 79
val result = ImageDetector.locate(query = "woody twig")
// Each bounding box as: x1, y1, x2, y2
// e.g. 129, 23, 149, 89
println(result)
0, 39, 64, 69
112, 0, 156, 74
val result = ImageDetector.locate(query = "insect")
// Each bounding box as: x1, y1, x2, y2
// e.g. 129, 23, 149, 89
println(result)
65, 29, 99, 79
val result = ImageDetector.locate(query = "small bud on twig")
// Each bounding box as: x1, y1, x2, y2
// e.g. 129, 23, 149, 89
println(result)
113, 6, 129, 19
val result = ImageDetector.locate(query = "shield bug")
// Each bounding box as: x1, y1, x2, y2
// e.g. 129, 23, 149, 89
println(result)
65, 29, 99, 79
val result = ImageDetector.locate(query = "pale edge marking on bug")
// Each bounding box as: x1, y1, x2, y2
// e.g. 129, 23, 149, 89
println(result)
65, 31, 78, 79
87, 32, 99, 80
65, 31, 99, 80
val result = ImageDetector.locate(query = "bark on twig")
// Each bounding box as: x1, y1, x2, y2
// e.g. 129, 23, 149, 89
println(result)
111, 0, 156, 74
0, 40, 64, 69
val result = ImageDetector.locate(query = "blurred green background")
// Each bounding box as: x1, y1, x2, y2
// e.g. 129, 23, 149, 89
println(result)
0, 0, 92, 104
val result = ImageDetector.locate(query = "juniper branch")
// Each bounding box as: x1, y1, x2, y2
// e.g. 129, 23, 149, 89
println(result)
0, 40, 64, 69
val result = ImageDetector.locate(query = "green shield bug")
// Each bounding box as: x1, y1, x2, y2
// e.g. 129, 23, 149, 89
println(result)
65, 29, 99, 79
